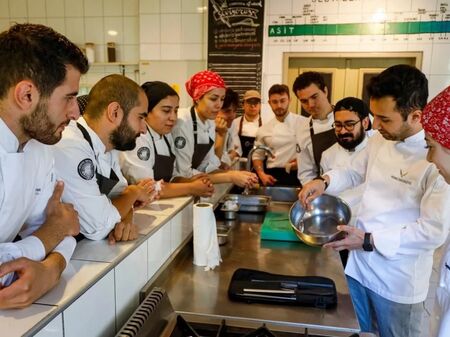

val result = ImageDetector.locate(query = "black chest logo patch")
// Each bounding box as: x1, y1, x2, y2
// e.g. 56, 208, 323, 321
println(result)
174, 136, 186, 149
137, 146, 150, 161
78, 158, 95, 180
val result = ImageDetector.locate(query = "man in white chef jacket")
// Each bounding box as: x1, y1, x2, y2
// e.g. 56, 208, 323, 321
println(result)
0, 23, 89, 308
252, 84, 307, 186
293, 72, 336, 185
299, 65, 450, 337
53, 74, 155, 243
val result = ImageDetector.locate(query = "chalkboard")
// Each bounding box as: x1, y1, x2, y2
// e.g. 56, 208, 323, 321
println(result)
208, 0, 265, 106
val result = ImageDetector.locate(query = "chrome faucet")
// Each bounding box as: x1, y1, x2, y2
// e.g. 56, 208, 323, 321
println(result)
246, 145, 275, 171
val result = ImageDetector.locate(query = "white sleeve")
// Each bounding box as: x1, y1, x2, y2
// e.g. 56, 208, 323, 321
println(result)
119, 136, 155, 184
172, 118, 200, 178
0, 236, 45, 262
229, 119, 242, 156
197, 146, 221, 173
252, 127, 266, 161
297, 142, 318, 184
53, 140, 121, 241
373, 171, 450, 258
51, 236, 76, 266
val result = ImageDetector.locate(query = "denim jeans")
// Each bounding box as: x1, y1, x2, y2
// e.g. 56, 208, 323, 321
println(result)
347, 276, 424, 337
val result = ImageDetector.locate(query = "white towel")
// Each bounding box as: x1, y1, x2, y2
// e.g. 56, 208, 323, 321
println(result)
193, 202, 222, 271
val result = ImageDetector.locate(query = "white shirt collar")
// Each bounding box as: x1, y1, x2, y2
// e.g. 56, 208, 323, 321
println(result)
194, 108, 214, 130
402, 129, 425, 145
311, 111, 334, 124
146, 123, 162, 140
0, 117, 20, 153
77, 116, 106, 155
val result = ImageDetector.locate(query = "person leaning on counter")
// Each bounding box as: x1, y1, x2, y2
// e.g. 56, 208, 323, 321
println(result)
0, 23, 88, 308
228, 89, 263, 158
252, 84, 307, 187
171, 70, 258, 188
120, 81, 214, 199
299, 65, 450, 337
294, 72, 336, 185
52, 75, 157, 244
421, 85, 450, 337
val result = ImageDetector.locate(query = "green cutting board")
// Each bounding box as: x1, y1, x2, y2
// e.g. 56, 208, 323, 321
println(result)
260, 211, 300, 242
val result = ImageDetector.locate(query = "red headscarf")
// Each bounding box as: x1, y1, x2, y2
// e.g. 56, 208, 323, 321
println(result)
185, 70, 226, 102
422, 85, 450, 149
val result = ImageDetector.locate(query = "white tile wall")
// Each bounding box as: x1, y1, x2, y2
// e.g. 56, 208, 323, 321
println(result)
104, 16, 124, 44
104, 0, 122, 17
9, 0, 27, 18
64, 0, 83, 17
45, 0, 64, 17
161, 13, 181, 43
123, 0, 139, 16
181, 0, 205, 13
85, 17, 105, 44
0, 1, 8, 18
181, 13, 203, 44
64, 17, 85, 44
27, 0, 46, 18
84, 0, 103, 17
139, 0, 159, 14
160, 0, 181, 13
124, 16, 139, 44
140, 14, 160, 43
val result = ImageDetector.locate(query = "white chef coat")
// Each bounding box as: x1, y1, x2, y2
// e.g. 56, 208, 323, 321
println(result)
229, 115, 261, 157
434, 239, 450, 337
52, 117, 126, 240
296, 112, 334, 184
220, 129, 233, 166
171, 107, 221, 178
326, 130, 450, 304
120, 124, 176, 184
253, 113, 306, 168
0, 118, 75, 267
320, 131, 373, 209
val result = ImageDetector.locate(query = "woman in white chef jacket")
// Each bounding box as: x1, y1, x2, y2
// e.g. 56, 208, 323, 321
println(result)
421, 85, 450, 337
120, 81, 215, 198
171, 70, 258, 188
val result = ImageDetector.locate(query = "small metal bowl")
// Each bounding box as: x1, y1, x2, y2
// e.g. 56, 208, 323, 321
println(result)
220, 203, 240, 220
289, 194, 351, 246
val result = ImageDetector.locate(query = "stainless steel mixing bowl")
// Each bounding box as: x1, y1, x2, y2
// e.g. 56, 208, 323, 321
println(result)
289, 194, 351, 246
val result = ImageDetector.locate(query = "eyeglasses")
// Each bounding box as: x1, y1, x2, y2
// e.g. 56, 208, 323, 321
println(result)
332, 120, 361, 131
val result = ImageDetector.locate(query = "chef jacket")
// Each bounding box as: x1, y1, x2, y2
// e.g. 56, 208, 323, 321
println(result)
171, 107, 221, 178
52, 117, 126, 241
296, 112, 334, 184
120, 124, 176, 183
229, 116, 261, 157
220, 128, 234, 166
326, 130, 450, 304
435, 239, 450, 337
253, 113, 306, 169
320, 131, 373, 209
0, 118, 75, 266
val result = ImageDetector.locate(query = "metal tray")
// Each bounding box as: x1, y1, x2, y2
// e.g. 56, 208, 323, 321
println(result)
220, 194, 271, 213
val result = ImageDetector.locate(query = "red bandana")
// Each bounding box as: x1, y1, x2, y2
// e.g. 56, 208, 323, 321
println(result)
185, 70, 226, 101
422, 85, 450, 149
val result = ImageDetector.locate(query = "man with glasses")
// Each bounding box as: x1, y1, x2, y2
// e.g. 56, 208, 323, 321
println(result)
229, 89, 263, 158
252, 84, 307, 186
298, 65, 450, 337
293, 72, 336, 185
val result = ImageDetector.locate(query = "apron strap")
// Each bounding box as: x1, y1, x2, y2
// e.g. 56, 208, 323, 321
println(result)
190, 106, 198, 144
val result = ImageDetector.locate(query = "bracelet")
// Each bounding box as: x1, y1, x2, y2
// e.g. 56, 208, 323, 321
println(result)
314, 176, 328, 190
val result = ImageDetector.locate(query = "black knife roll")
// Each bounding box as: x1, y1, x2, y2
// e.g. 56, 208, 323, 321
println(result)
228, 268, 337, 308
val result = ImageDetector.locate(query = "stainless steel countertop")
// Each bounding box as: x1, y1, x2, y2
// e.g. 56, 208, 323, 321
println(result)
154, 202, 360, 335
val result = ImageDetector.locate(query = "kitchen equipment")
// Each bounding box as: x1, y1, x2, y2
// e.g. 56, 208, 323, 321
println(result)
290, 195, 351, 246
260, 211, 300, 242
221, 200, 240, 219
220, 194, 271, 213
217, 225, 232, 246
247, 186, 300, 202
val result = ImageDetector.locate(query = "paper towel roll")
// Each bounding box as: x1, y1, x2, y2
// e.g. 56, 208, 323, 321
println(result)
193, 202, 222, 270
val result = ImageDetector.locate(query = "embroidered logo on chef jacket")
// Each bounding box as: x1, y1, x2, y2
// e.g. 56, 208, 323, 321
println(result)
77, 158, 95, 180
174, 136, 186, 149
137, 146, 150, 161
390, 169, 412, 185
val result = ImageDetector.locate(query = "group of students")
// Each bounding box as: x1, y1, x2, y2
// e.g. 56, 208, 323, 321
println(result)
0, 23, 450, 337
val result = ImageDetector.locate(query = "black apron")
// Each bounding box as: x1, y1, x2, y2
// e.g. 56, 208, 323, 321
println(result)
75, 123, 120, 241
238, 115, 262, 157
149, 128, 175, 182
190, 106, 214, 169
265, 167, 301, 187
309, 118, 337, 177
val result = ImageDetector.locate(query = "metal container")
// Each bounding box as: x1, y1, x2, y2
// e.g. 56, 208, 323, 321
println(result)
289, 195, 351, 246
220, 194, 271, 213
248, 186, 300, 202
217, 225, 231, 246
220, 202, 240, 220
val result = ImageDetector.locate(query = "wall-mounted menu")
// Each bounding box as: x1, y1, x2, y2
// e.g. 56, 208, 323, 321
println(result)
208, 0, 265, 100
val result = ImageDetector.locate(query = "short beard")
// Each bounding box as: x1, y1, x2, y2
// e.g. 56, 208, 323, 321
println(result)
20, 99, 65, 145
337, 125, 365, 151
110, 118, 138, 151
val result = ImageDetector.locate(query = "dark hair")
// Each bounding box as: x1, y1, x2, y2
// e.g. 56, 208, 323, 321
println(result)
141, 81, 178, 112
222, 88, 239, 110
292, 71, 326, 95
367, 64, 428, 120
0, 23, 89, 99
268, 84, 290, 98
334, 97, 372, 130
84, 74, 142, 119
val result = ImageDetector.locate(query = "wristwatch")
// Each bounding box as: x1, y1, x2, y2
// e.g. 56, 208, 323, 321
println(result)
314, 176, 328, 190
362, 232, 374, 251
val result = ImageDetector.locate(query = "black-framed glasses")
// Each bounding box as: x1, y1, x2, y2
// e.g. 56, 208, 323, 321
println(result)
332, 120, 361, 131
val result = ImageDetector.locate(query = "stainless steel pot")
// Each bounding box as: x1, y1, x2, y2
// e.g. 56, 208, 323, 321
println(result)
289, 194, 351, 246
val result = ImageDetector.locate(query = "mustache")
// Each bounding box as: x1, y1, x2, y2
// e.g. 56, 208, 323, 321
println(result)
337, 133, 354, 139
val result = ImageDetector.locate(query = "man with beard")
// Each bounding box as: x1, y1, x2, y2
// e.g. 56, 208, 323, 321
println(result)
252, 84, 307, 186
0, 23, 88, 308
299, 65, 450, 337
53, 74, 156, 243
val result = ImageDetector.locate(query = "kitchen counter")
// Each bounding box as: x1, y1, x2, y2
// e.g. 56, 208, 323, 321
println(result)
151, 202, 360, 335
